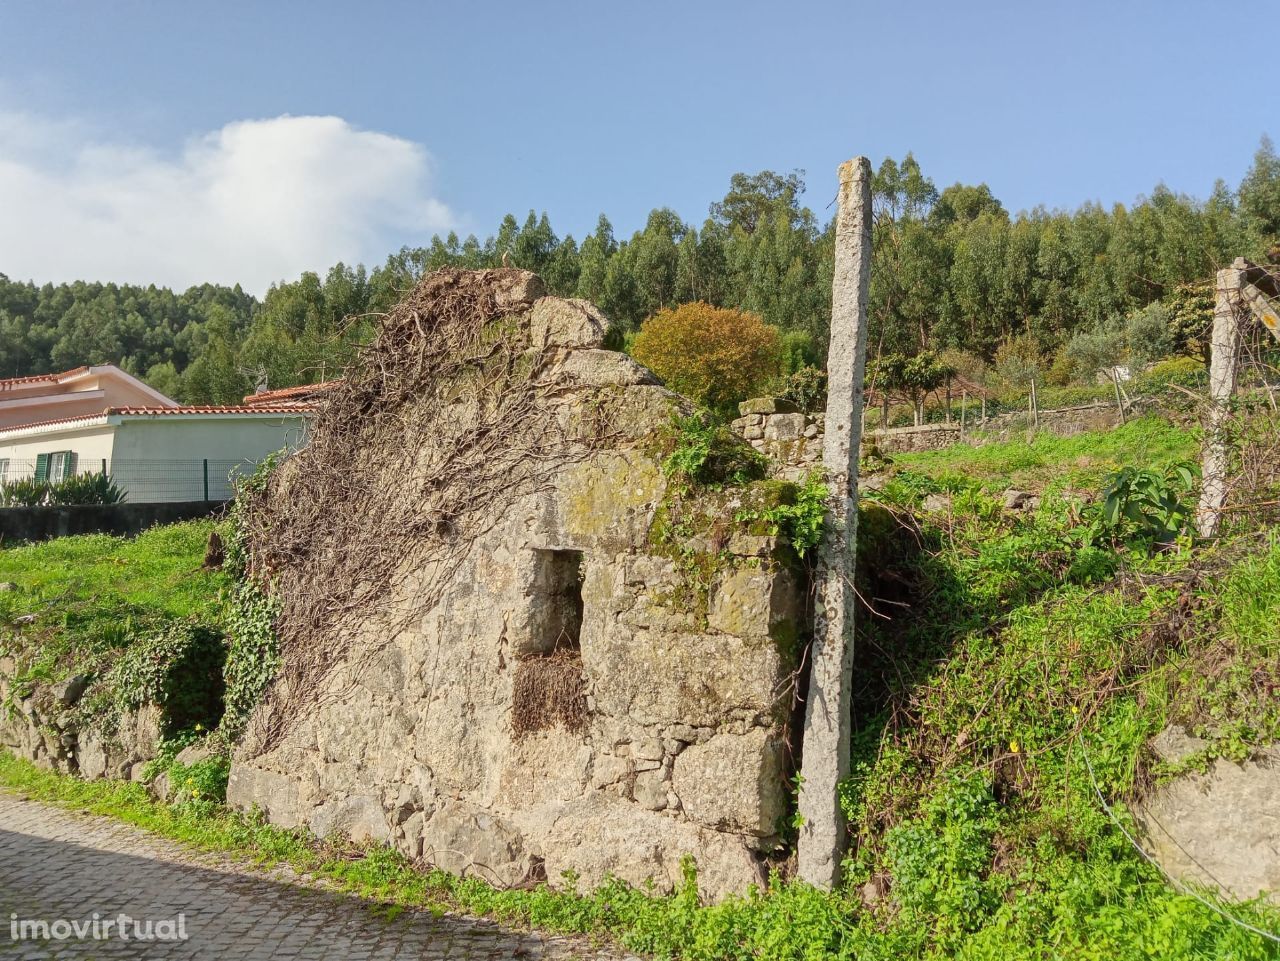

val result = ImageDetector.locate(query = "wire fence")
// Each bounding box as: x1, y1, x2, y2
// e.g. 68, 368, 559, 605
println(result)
0, 457, 252, 503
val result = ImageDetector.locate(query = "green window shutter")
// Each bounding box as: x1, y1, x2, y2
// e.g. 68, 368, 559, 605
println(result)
33, 453, 50, 483
62, 451, 77, 480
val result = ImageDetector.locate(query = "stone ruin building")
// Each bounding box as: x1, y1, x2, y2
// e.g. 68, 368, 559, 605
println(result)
226, 269, 810, 899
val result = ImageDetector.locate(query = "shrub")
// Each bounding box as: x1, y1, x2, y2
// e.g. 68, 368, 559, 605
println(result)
735, 470, 829, 557
780, 329, 821, 372
0, 472, 125, 507
47, 471, 125, 506
1065, 326, 1126, 381
772, 364, 828, 413
1138, 355, 1206, 391
661, 415, 767, 488
1125, 301, 1175, 369
992, 332, 1046, 392
632, 303, 784, 415
0, 477, 49, 506
1045, 345, 1077, 386
109, 620, 227, 735
1166, 280, 1215, 357
1085, 462, 1199, 551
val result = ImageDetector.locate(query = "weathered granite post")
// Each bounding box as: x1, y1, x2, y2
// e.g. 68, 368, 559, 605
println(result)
1197, 259, 1246, 538
796, 156, 873, 888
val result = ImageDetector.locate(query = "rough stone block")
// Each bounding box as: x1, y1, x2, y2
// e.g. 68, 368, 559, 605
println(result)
1135, 742, 1280, 904
226, 764, 317, 831
708, 566, 800, 641
586, 629, 785, 727
530, 297, 608, 350
310, 795, 391, 844
763, 413, 808, 442
422, 801, 535, 888
739, 397, 800, 416
671, 728, 786, 838
557, 350, 658, 387
75, 730, 108, 780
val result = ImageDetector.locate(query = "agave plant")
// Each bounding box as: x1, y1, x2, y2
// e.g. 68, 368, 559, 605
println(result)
0, 477, 50, 507
47, 472, 126, 506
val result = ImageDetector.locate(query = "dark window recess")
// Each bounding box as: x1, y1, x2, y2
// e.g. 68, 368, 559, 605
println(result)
530, 549, 584, 653
514, 549, 587, 737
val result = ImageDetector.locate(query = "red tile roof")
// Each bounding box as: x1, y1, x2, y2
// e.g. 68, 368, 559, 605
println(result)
243, 381, 342, 406
0, 366, 90, 389
108, 404, 312, 416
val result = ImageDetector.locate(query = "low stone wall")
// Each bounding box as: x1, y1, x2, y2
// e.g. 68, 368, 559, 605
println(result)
730, 398, 824, 478
0, 659, 163, 781
0, 500, 224, 543
979, 402, 1122, 439
731, 398, 1128, 471
870, 423, 961, 454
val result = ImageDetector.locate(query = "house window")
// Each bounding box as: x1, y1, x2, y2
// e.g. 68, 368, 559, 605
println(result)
34, 450, 77, 483
0, 459, 8, 481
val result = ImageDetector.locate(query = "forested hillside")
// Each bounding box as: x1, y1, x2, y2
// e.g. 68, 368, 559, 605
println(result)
2, 140, 1278, 405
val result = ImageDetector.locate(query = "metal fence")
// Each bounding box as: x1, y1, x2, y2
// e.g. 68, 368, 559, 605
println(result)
0, 457, 254, 503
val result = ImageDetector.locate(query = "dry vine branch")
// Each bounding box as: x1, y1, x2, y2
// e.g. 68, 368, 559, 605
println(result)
236, 268, 618, 755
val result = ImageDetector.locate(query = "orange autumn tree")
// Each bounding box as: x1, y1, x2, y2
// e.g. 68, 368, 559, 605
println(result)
631, 302, 784, 416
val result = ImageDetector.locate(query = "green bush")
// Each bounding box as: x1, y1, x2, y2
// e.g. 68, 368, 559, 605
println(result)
1125, 302, 1176, 369
1085, 462, 1199, 550
0, 472, 125, 507
661, 414, 767, 488
1065, 325, 1126, 381
772, 365, 828, 413
736, 471, 829, 557
109, 620, 226, 735
1138, 355, 1206, 390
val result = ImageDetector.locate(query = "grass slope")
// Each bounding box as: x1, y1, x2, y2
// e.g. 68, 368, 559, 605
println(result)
891, 415, 1199, 492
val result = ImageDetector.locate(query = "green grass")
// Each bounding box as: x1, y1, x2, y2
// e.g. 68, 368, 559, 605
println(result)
890, 415, 1199, 492
0, 518, 230, 679
0, 518, 227, 622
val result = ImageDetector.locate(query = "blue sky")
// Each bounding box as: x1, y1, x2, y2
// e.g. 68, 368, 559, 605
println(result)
0, 0, 1273, 292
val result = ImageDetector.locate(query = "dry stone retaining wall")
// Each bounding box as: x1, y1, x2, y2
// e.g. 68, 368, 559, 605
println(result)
0, 657, 164, 783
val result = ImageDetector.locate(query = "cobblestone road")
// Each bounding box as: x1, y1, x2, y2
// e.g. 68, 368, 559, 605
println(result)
0, 792, 632, 960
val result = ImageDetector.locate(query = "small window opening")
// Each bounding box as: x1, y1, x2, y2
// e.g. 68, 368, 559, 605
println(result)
531, 548, 584, 654
513, 549, 587, 738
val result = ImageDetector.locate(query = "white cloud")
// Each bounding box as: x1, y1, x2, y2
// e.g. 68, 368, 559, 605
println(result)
0, 112, 454, 294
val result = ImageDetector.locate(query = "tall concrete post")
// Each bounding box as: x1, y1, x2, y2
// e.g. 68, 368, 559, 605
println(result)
1197, 259, 1246, 538
797, 157, 873, 888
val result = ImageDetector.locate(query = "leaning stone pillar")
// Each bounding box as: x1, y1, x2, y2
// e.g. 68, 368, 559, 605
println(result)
796, 157, 873, 888
1197, 259, 1246, 538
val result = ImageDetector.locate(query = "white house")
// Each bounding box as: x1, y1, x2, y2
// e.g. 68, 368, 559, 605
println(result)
0, 365, 316, 502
